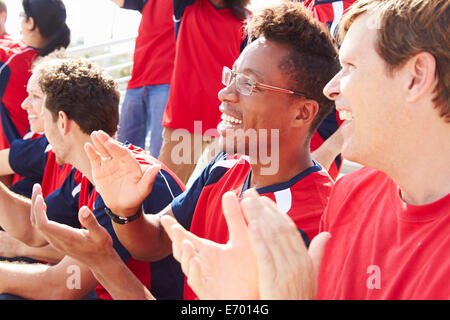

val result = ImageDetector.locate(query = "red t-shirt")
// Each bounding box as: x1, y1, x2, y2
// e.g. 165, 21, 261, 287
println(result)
125, 0, 175, 89
303, 0, 357, 36
162, 0, 247, 135
317, 167, 450, 299
0, 41, 37, 149
172, 153, 334, 299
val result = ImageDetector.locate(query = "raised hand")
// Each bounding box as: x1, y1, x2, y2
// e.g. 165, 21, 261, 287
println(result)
160, 191, 259, 300
85, 130, 161, 217
242, 189, 331, 300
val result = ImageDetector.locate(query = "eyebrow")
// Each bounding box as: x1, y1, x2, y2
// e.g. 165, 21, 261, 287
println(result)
241, 68, 265, 82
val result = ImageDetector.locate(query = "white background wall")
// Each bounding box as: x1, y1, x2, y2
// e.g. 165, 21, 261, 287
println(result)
3, 0, 283, 46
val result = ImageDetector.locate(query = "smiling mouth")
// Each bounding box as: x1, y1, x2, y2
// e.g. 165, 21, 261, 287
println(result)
220, 113, 243, 128
339, 110, 354, 121
28, 115, 39, 121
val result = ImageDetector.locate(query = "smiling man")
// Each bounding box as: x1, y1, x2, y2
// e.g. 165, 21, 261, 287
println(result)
33, 2, 340, 300
163, 0, 450, 300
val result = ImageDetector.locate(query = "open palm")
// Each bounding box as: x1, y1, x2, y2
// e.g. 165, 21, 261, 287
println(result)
161, 191, 259, 300
85, 131, 161, 217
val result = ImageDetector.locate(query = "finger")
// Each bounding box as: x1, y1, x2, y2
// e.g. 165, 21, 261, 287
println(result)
30, 184, 43, 227
31, 184, 43, 209
308, 232, 331, 277
170, 223, 203, 263
78, 206, 108, 243
93, 130, 113, 143
160, 215, 178, 241
84, 142, 102, 169
186, 256, 208, 299
254, 196, 308, 268
221, 191, 248, 243
170, 224, 184, 262
180, 239, 197, 278
242, 188, 259, 200
138, 164, 161, 195
33, 194, 48, 229
247, 219, 276, 282
246, 203, 296, 276
90, 131, 112, 159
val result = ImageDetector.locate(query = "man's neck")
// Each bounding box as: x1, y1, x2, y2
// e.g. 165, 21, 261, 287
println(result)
248, 144, 313, 190
67, 138, 95, 186
377, 117, 450, 205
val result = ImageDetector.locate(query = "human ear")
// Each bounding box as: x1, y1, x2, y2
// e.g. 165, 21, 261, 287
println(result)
58, 111, 71, 135
404, 52, 437, 104
292, 99, 319, 128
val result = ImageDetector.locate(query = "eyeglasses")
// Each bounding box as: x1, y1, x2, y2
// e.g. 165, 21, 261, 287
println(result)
222, 66, 310, 98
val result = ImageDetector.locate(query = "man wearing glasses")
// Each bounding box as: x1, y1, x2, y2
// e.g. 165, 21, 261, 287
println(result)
33, 2, 340, 300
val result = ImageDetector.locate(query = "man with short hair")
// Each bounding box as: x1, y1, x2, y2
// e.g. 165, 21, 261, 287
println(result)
162, 0, 450, 300
34, 2, 341, 300
0, 58, 185, 300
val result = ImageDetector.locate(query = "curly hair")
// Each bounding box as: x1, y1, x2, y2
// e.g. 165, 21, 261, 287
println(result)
246, 1, 340, 134
37, 58, 120, 136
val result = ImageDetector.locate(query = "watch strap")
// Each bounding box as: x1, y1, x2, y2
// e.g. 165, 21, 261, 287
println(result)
105, 206, 142, 225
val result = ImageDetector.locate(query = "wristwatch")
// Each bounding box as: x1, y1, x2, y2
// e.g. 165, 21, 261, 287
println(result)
105, 206, 142, 225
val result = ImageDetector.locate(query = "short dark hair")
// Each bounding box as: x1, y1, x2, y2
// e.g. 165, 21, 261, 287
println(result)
38, 59, 120, 136
247, 2, 340, 134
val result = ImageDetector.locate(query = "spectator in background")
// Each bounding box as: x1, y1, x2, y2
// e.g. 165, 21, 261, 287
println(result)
0, 0, 70, 188
111, 0, 175, 157
0, 50, 72, 200
158, 0, 250, 185
0, 1, 11, 40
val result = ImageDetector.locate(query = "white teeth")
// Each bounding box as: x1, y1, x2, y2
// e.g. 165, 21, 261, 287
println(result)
221, 113, 242, 124
339, 110, 353, 121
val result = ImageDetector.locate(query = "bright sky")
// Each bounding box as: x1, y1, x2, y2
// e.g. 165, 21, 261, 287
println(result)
3, 0, 282, 47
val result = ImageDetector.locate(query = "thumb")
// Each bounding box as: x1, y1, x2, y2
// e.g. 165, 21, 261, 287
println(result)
222, 191, 248, 243
139, 164, 161, 194
78, 206, 105, 242
308, 232, 331, 277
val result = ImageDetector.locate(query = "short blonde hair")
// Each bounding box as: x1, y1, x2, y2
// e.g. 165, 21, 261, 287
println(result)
338, 0, 450, 122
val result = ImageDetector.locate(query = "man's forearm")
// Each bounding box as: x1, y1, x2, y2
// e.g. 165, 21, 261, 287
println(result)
111, 205, 174, 262
0, 183, 45, 246
91, 250, 154, 300
0, 232, 63, 264
0, 262, 51, 299
0, 257, 99, 300
0, 149, 14, 176
16, 244, 64, 264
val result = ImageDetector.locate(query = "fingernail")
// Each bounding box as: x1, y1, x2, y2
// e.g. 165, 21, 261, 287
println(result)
81, 207, 90, 219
